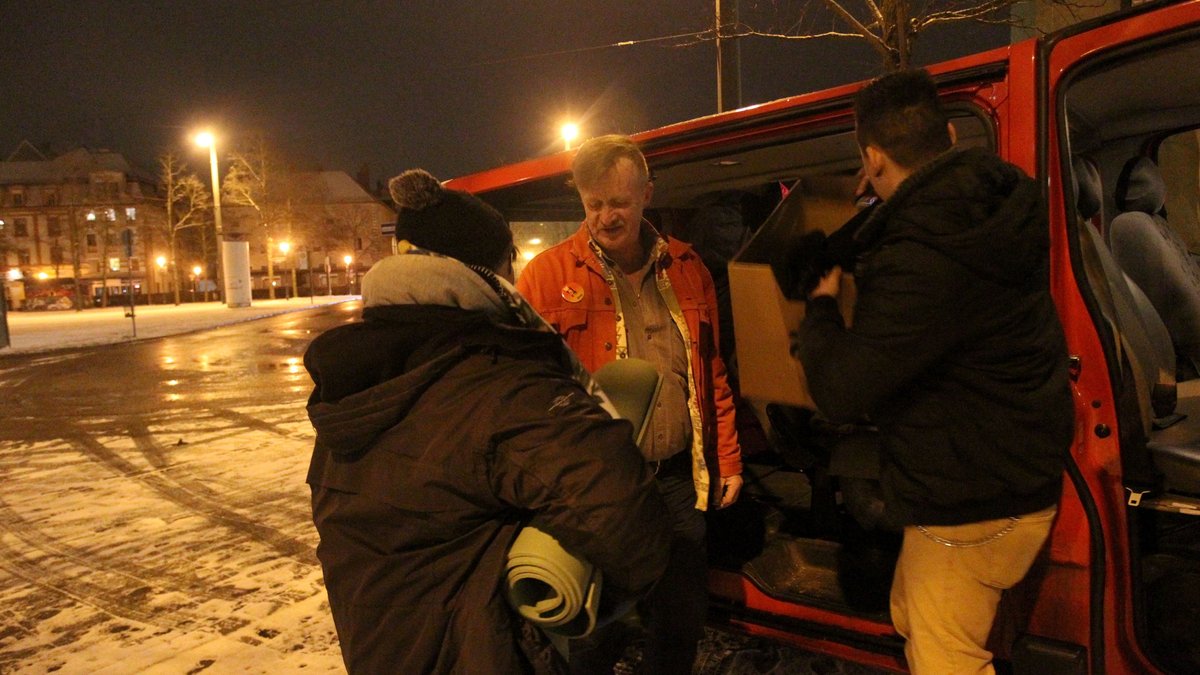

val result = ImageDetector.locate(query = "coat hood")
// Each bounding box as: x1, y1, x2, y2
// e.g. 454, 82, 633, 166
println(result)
305, 305, 569, 459
859, 147, 1047, 287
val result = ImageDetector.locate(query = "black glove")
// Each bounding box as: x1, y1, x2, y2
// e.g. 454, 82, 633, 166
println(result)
777, 200, 879, 300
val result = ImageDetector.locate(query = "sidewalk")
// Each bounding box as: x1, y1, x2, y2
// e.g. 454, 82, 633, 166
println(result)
0, 295, 358, 355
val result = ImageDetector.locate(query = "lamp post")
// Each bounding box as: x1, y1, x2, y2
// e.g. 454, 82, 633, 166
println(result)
344, 254, 354, 295
191, 264, 202, 303
194, 130, 251, 307
155, 255, 167, 302
561, 122, 579, 152
279, 241, 297, 300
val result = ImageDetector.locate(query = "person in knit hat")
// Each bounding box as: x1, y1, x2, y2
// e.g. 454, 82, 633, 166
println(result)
303, 169, 670, 674
389, 168, 516, 275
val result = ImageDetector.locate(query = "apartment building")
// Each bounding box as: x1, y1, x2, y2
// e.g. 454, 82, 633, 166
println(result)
0, 142, 164, 310
222, 170, 394, 298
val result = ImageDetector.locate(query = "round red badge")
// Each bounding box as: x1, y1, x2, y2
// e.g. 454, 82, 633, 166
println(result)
561, 283, 584, 303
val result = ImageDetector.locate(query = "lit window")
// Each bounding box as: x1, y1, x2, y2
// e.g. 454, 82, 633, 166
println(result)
126, 207, 137, 221
108, 258, 121, 271
104, 208, 116, 221
86, 211, 96, 221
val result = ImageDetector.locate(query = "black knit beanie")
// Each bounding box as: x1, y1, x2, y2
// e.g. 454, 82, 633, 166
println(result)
388, 169, 512, 270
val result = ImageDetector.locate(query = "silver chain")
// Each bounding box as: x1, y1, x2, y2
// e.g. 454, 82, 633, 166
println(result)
915, 517, 1019, 548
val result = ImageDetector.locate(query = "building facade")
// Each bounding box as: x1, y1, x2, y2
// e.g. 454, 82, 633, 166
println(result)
1, 141, 395, 308
223, 170, 394, 298
0, 142, 165, 310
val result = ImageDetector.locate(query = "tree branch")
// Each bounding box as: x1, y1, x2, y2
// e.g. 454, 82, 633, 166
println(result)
822, 0, 893, 62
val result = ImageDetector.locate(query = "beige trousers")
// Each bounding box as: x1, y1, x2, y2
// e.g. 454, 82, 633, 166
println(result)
889, 505, 1057, 675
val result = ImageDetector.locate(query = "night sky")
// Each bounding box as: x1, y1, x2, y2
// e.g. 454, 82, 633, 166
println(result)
0, 1, 1009, 185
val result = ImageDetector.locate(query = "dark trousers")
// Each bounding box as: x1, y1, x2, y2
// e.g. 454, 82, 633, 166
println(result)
570, 453, 707, 674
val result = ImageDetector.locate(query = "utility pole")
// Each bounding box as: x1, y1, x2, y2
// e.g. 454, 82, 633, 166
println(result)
716, 0, 742, 113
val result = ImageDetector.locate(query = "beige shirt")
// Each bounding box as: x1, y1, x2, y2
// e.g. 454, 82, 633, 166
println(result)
611, 255, 692, 461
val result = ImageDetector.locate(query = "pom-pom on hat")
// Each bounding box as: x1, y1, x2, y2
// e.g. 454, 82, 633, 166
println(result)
388, 169, 512, 270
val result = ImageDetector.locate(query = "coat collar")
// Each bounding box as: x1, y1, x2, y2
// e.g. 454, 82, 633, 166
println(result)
566, 221, 694, 276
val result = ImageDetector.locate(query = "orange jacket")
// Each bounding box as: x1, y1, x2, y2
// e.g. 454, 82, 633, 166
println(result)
517, 224, 742, 509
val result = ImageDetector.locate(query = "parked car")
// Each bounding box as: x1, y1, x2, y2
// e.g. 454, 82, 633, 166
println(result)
446, 1, 1200, 671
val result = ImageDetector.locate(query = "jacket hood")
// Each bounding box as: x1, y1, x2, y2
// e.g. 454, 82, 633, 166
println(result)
859, 147, 1047, 286
304, 305, 566, 458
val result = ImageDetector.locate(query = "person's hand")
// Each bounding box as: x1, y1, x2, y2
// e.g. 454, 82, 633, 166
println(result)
854, 169, 871, 201
717, 474, 743, 509
809, 265, 842, 300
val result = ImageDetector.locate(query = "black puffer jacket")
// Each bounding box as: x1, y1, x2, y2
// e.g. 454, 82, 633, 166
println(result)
798, 148, 1074, 526
305, 304, 670, 674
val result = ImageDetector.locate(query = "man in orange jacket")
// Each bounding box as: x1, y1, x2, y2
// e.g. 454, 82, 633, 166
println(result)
517, 134, 743, 674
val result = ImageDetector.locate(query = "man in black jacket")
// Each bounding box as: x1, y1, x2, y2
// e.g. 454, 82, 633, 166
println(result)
795, 70, 1074, 674
305, 169, 670, 674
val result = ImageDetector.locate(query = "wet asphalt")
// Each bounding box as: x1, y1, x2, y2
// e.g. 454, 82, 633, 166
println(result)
0, 302, 887, 674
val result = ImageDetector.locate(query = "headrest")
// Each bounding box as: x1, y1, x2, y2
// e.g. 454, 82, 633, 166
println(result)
1115, 156, 1166, 215
1072, 156, 1102, 220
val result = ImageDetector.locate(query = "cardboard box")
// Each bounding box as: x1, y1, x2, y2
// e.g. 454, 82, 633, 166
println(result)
729, 187, 856, 410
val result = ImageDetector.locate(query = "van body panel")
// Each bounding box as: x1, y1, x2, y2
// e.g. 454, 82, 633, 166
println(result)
445, 3, 1200, 671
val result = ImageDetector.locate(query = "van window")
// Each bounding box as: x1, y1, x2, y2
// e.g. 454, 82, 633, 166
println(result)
506, 108, 993, 285
511, 221, 578, 278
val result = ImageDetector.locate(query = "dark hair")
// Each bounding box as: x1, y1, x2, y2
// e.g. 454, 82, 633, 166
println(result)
853, 69, 951, 169
571, 134, 649, 190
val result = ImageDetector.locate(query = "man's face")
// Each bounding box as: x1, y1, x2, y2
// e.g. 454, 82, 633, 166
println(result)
578, 158, 653, 261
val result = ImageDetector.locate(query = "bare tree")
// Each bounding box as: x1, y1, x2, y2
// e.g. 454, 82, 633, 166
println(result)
223, 136, 291, 299
95, 208, 115, 308
157, 151, 211, 305
726, 0, 1107, 71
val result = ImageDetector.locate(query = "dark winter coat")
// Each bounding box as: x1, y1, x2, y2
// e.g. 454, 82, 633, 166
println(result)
798, 147, 1074, 526
305, 304, 671, 674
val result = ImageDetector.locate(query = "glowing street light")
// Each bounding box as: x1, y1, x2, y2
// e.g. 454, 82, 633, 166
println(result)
190, 264, 203, 302
561, 122, 580, 152
279, 241, 295, 299
194, 129, 250, 307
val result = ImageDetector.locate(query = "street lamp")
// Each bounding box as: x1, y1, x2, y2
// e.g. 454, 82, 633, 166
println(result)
561, 122, 579, 152
191, 264, 202, 302
344, 254, 354, 294
194, 130, 251, 307
279, 241, 294, 300
155, 256, 167, 301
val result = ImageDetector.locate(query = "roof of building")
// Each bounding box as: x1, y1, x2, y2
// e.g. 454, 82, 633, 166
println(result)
0, 145, 134, 185
5, 140, 48, 162
305, 170, 379, 204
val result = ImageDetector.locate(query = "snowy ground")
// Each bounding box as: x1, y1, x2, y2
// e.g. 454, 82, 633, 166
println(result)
0, 300, 358, 674
0, 298, 890, 675
0, 296, 358, 355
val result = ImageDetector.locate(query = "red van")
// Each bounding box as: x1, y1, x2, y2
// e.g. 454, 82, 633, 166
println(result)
447, 1, 1200, 671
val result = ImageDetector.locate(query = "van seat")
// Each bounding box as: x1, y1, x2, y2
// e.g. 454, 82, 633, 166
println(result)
1110, 156, 1200, 377
1148, 379, 1200, 497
